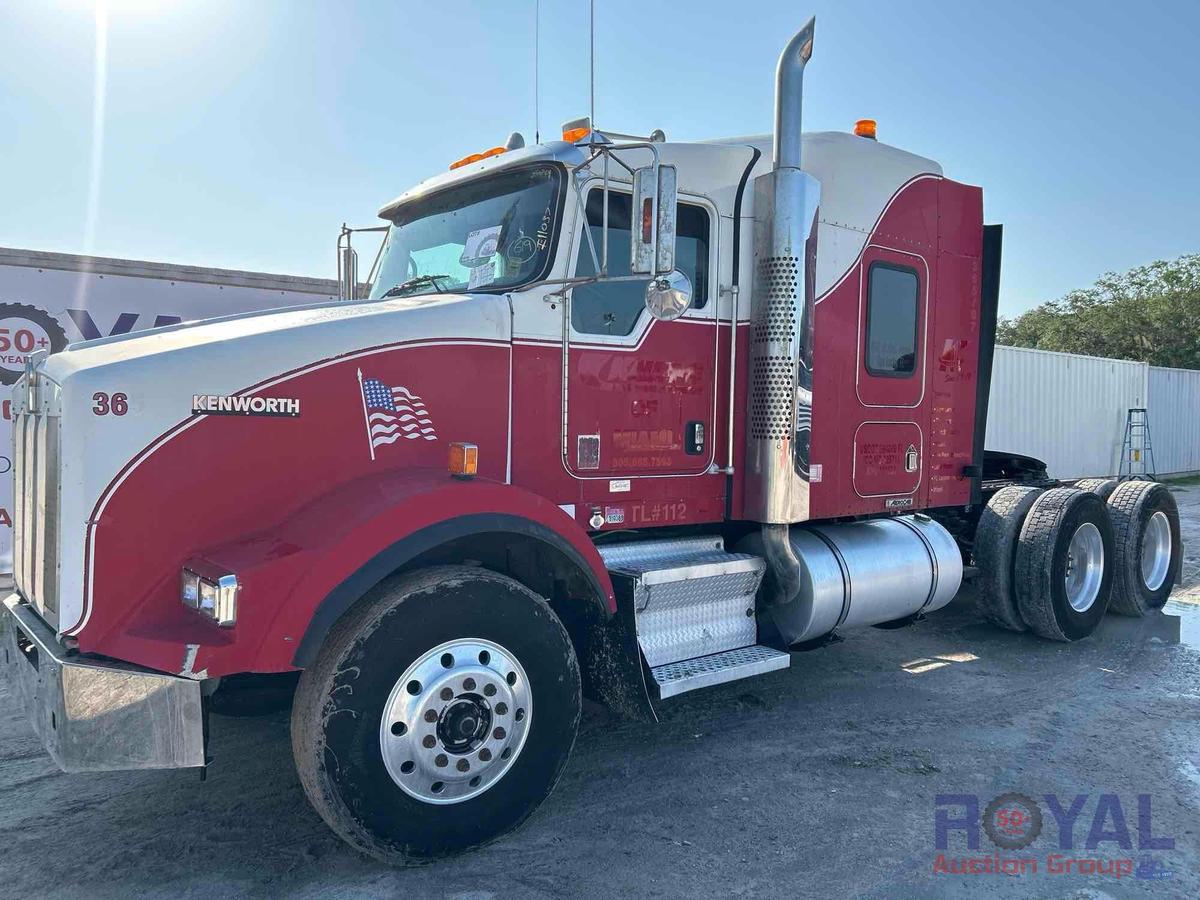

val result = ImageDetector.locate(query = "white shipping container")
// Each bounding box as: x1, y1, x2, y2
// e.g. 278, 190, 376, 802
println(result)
1148, 366, 1200, 476
986, 346, 1149, 481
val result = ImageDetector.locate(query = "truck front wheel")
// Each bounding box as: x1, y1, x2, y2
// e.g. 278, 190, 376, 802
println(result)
291, 566, 581, 864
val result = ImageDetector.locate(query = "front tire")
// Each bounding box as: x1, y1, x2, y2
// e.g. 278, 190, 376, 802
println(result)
291, 566, 581, 864
1015, 488, 1115, 641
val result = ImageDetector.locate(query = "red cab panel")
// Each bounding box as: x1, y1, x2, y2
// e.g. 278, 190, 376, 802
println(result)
852, 420, 922, 499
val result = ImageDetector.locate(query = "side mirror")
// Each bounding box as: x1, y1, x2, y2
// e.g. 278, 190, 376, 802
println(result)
644, 269, 693, 321
338, 243, 358, 301
630, 164, 677, 276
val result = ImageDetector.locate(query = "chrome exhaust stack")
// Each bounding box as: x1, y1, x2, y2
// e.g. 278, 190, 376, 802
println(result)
772, 19, 815, 173
745, 18, 822, 605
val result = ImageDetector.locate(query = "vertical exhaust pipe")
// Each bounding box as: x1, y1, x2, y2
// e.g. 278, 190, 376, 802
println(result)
744, 18, 821, 607
772, 18, 815, 172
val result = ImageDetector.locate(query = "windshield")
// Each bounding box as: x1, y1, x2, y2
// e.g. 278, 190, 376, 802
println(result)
369, 164, 563, 299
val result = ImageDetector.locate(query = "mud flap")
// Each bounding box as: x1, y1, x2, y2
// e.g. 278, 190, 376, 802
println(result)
585, 590, 658, 723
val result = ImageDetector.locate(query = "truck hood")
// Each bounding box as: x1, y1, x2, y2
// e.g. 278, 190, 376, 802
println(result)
27, 291, 511, 636
44, 292, 510, 382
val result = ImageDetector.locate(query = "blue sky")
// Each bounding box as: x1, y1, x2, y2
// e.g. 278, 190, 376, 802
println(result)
2, 0, 1197, 317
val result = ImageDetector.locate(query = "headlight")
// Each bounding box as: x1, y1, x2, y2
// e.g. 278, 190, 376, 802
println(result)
181, 561, 239, 627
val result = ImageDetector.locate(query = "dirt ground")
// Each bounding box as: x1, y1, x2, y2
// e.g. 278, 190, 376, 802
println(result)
2, 485, 1199, 899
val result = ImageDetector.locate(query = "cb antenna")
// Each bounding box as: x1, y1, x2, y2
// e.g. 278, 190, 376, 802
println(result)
534, 0, 540, 143
589, 0, 595, 136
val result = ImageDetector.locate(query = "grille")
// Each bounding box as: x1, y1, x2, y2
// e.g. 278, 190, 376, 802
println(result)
12, 377, 61, 625
749, 256, 799, 440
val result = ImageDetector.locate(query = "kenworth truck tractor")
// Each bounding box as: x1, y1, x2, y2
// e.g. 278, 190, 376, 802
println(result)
1, 19, 1182, 863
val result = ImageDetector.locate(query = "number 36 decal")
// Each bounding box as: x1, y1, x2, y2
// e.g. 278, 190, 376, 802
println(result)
92, 392, 129, 416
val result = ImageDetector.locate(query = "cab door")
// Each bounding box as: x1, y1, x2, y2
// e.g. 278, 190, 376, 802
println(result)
563, 186, 717, 479
851, 246, 929, 505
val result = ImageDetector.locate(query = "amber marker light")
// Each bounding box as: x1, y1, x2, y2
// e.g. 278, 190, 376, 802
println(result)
449, 147, 506, 170
449, 442, 479, 478
854, 119, 877, 140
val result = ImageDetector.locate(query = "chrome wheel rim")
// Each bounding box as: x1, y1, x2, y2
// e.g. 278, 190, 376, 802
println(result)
1140, 511, 1172, 592
380, 638, 532, 805
1064, 522, 1104, 612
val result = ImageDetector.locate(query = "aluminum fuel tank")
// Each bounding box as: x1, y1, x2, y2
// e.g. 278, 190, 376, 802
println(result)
743, 515, 963, 646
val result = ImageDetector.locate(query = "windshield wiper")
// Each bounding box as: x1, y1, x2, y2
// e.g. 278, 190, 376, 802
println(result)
379, 274, 451, 299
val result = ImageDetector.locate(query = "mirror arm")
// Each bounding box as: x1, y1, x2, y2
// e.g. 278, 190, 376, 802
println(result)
606, 152, 637, 177
601, 151, 609, 276
572, 142, 662, 278
571, 171, 602, 276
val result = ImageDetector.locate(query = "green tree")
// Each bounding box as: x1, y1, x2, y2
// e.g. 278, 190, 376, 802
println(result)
996, 253, 1200, 368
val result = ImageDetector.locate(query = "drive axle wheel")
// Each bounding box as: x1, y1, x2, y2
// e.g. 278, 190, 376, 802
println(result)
974, 485, 1044, 632
1015, 488, 1115, 641
1106, 480, 1181, 616
291, 566, 581, 864
1073, 478, 1120, 502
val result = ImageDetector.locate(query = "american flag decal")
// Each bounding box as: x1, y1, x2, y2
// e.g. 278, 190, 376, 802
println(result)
357, 368, 437, 460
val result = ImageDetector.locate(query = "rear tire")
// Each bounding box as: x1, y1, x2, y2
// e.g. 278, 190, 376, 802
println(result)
1106, 481, 1181, 616
291, 566, 581, 864
1074, 478, 1120, 502
1015, 488, 1114, 642
974, 485, 1044, 632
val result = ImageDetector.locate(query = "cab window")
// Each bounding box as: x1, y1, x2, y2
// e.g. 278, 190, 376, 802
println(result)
571, 190, 710, 335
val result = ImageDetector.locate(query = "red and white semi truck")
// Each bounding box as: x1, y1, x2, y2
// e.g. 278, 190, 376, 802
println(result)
1, 19, 1182, 863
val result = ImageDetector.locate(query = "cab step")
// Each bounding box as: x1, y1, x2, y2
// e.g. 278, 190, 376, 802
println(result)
598, 536, 789, 700
650, 644, 790, 699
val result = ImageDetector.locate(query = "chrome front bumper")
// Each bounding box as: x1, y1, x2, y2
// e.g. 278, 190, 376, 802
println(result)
1, 593, 205, 772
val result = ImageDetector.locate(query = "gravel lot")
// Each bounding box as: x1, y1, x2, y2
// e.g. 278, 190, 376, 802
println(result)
2, 484, 1198, 899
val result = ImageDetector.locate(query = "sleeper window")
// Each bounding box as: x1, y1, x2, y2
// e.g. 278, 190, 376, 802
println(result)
865, 263, 919, 377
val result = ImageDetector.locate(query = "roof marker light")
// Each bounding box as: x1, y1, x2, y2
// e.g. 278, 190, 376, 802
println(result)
449, 146, 507, 171
854, 119, 877, 140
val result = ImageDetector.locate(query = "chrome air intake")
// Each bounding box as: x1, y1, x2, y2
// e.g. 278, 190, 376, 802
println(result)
744, 17, 820, 525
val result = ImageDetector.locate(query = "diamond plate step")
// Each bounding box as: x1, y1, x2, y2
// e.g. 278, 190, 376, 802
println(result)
650, 645, 790, 699
599, 536, 766, 668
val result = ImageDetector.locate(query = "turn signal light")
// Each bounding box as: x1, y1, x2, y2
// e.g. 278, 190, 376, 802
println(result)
449, 441, 479, 478
854, 119, 877, 140
562, 126, 590, 143
449, 146, 507, 170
